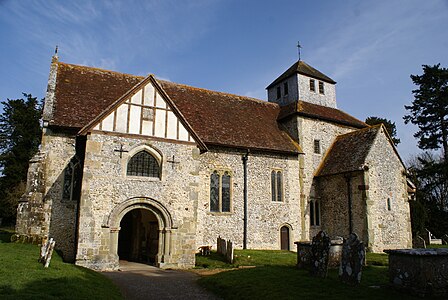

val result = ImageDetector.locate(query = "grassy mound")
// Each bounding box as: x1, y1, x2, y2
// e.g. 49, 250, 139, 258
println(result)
0, 229, 122, 300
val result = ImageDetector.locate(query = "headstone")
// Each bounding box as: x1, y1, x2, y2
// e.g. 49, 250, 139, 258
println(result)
339, 233, 365, 285
442, 234, 448, 245
413, 235, 426, 249
423, 229, 431, 245
39, 236, 49, 263
310, 231, 331, 278
329, 236, 344, 268
44, 239, 56, 268
226, 240, 234, 264
38, 237, 56, 268
295, 242, 312, 270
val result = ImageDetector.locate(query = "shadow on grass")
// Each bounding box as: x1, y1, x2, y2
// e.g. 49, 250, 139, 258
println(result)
0, 228, 13, 243
195, 251, 231, 269
198, 265, 423, 300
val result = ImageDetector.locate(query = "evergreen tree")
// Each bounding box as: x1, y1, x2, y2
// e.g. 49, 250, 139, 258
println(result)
365, 116, 401, 145
0, 93, 42, 224
404, 64, 448, 162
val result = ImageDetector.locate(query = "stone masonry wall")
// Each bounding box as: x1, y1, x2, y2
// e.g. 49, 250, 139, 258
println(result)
297, 74, 336, 108
15, 128, 78, 261
317, 172, 367, 241
75, 133, 200, 270
196, 148, 301, 250
42, 129, 78, 261
295, 117, 356, 240
267, 75, 299, 106
364, 128, 412, 252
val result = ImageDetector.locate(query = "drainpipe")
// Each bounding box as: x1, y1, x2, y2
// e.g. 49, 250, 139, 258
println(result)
242, 150, 249, 249
345, 175, 353, 234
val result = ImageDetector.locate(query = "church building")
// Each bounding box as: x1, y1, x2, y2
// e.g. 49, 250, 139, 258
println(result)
15, 54, 413, 270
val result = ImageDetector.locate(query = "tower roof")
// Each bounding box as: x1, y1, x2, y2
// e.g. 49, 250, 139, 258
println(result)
266, 60, 336, 89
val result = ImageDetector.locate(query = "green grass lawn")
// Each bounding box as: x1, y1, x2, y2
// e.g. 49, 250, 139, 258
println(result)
196, 249, 423, 300
0, 229, 122, 300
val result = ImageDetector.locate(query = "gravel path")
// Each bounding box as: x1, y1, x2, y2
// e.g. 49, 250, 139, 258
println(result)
102, 261, 220, 300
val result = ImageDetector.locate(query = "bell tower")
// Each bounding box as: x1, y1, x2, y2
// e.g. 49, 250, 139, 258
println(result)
266, 60, 337, 108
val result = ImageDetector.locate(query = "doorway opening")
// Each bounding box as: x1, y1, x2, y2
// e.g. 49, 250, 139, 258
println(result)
280, 226, 290, 250
118, 208, 159, 264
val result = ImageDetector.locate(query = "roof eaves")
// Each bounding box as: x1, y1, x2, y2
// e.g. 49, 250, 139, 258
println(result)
206, 142, 301, 156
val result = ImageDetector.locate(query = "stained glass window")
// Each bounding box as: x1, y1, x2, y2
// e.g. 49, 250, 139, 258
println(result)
127, 151, 160, 177
210, 171, 219, 212
222, 172, 231, 212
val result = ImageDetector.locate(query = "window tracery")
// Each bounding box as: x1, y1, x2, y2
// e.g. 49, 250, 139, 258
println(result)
210, 170, 232, 212
127, 150, 160, 178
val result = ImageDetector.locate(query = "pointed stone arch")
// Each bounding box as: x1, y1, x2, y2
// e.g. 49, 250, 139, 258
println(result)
106, 197, 175, 268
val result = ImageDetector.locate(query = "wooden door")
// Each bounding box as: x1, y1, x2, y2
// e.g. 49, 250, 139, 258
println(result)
281, 226, 290, 250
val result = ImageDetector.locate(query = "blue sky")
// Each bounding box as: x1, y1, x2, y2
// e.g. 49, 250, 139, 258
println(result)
1, 0, 447, 160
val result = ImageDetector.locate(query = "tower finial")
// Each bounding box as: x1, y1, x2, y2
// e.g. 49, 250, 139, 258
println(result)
297, 41, 302, 61
52, 45, 59, 63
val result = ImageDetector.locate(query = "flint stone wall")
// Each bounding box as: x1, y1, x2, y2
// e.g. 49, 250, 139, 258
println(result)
15, 128, 78, 261
365, 129, 412, 251
196, 147, 301, 250
297, 74, 337, 108
282, 116, 356, 240
317, 172, 367, 242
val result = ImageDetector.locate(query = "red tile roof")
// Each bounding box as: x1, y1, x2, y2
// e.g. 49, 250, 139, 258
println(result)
51, 62, 143, 128
315, 126, 381, 177
278, 101, 367, 129
158, 80, 301, 154
50, 61, 301, 154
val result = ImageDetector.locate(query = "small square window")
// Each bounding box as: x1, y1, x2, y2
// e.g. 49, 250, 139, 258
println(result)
314, 139, 321, 154
319, 81, 325, 94
310, 79, 315, 92
142, 108, 154, 121
283, 82, 288, 95
276, 86, 281, 99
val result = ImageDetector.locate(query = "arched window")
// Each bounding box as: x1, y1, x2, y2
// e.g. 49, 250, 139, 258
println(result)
127, 151, 160, 178
210, 170, 232, 212
63, 156, 81, 201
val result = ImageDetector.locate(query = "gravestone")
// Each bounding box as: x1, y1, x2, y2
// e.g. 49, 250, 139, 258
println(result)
310, 231, 331, 278
39, 237, 56, 268
423, 229, 431, 245
339, 233, 365, 285
413, 235, 426, 249
442, 234, 448, 245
